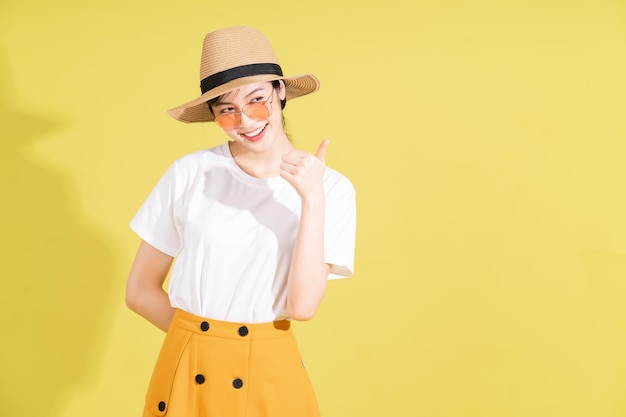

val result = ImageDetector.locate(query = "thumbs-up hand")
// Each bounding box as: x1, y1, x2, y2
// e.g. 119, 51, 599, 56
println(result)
280, 139, 330, 202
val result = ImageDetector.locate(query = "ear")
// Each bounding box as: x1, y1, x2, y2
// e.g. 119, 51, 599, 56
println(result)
278, 79, 287, 100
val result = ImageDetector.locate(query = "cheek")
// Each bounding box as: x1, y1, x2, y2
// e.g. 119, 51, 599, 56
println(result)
270, 112, 283, 129
222, 129, 241, 141
271, 104, 284, 123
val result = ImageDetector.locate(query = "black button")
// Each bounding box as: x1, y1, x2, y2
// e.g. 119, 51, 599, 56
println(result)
232, 378, 243, 389
238, 326, 249, 337
195, 374, 205, 384
158, 401, 166, 412
200, 321, 209, 331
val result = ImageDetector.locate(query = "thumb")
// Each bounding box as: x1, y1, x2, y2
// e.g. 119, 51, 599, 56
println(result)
315, 139, 330, 163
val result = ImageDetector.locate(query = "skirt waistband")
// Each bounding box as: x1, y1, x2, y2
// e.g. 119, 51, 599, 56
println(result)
170, 308, 291, 340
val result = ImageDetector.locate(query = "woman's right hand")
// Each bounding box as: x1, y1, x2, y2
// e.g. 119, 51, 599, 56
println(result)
280, 139, 329, 204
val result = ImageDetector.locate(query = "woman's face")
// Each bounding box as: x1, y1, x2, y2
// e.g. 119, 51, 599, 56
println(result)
211, 81, 287, 152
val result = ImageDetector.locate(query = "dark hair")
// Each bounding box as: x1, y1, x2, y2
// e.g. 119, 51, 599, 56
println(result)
206, 80, 286, 116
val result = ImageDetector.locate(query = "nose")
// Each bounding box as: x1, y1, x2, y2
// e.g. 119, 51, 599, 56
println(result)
238, 110, 255, 128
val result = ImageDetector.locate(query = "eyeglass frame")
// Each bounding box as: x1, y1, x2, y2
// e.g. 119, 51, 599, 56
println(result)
212, 89, 275, 131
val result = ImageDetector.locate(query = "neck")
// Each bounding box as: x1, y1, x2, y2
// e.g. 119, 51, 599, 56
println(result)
228, 138, 293, 178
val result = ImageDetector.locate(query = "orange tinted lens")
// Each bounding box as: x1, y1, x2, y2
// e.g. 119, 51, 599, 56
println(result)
245, 102, 270, 120
216, 114, 239, 131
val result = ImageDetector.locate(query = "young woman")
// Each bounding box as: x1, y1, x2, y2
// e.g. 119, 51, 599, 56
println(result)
125, 26, 356, 417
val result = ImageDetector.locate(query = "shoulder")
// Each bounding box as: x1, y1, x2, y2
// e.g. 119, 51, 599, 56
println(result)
151, 143, 231, 192
168, 143, 230, 173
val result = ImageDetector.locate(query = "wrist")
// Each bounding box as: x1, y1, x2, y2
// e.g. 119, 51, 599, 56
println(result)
300, 194, 325, 209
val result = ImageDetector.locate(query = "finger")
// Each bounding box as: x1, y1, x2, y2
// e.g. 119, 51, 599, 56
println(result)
280, 162, 299, 175
281, 152, 306, 165
315, 139, 330, 163
279, 168, 299, 186
279, 169, 293, 183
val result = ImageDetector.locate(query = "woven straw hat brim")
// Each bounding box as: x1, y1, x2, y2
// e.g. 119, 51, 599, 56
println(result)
167, 73, 320, 124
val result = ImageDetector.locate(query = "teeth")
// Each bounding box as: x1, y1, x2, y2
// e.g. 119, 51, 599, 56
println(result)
242, 125, 265, 137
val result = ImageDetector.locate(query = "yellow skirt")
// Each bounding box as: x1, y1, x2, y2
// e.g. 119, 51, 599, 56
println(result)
142, 309, 320, 417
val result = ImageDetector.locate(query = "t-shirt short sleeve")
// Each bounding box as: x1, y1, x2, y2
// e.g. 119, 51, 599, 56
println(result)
129, 160, 187, 257
324, 172, 357, 279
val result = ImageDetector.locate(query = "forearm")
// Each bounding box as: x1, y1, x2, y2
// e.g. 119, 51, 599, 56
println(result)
126, 285, 174, 332
126, 240, 175, 332
287, 198, 329, 321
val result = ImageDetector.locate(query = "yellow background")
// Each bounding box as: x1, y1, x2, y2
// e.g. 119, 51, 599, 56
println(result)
1, 0, 625, 416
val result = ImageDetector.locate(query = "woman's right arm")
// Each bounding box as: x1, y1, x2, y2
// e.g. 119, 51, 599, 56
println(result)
125, 240, 175, 332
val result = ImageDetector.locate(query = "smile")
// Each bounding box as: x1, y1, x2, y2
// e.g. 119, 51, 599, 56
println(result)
240, 124, 267, 141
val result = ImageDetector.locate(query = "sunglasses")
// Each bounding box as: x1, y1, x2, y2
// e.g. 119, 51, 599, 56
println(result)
213, 91, 274, 131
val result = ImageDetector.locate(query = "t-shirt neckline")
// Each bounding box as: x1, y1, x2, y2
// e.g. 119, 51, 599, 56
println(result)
218, 142, 286, 189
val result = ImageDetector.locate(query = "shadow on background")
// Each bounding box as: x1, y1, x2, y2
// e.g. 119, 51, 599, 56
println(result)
0, 49, 114, 416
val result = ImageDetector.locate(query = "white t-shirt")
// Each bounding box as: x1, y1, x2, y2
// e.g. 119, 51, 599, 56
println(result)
130, 142, 356, 323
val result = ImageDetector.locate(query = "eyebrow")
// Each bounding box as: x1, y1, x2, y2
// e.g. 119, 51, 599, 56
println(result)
215, 87, 268, 106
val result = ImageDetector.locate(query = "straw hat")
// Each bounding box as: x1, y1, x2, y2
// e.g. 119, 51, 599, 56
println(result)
167, 26, 320, 123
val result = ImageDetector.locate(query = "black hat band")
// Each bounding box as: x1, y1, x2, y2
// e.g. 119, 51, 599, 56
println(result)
200, 63, 283, 94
